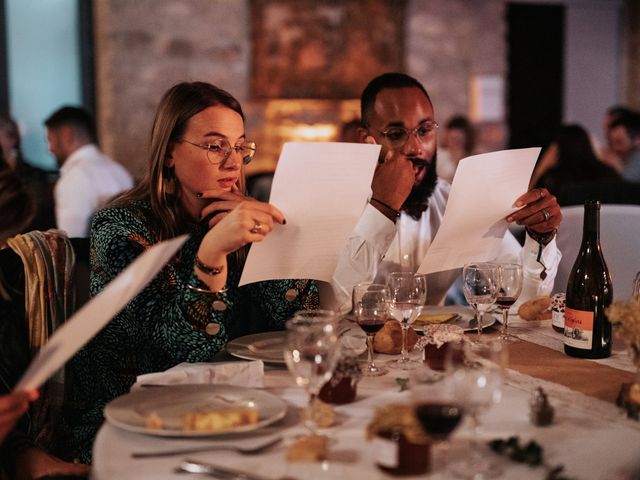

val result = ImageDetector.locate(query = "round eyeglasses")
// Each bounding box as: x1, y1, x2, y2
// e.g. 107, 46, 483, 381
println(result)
180, 138, 256, 166
370, 121, 438, 149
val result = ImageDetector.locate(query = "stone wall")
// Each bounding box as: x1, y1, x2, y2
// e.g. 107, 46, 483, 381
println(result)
94, 0, 250, 178
93, 0, 508, 177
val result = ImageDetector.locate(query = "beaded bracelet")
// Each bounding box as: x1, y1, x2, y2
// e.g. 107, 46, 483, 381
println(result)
195, 256, 224, 276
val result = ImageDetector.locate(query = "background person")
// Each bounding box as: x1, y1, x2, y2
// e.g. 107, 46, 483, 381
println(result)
44, 106, 134, 237
534, 124, 620, 204
436, 114, 476, 183
608, 111, 640, 182
0, 114, 56, 231
68, 82, 318, 462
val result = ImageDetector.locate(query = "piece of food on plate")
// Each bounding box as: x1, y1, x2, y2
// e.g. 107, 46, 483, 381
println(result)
374, 320, 419, 354
182, 406, 258, 432
518, 295, 552, 321
300, 397, 336, 427
414, 312, 458, 325
145, 411, 164, 430
286, 434, 328, 462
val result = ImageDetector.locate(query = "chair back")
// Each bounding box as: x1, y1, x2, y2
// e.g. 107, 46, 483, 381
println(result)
554, 204, 640, 300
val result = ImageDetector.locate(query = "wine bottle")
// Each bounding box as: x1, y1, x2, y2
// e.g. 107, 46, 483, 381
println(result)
564, 201, 613, 358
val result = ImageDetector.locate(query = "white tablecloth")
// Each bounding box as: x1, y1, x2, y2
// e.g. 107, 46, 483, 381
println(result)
92, 340, 640, 480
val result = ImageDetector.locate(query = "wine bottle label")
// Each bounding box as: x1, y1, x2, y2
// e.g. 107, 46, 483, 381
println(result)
373, 436, 398, 468
551, 310, 564, 330
563, 307, 594, 349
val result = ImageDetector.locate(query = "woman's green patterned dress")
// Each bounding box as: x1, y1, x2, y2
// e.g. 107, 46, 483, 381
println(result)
68, 199, 318, 462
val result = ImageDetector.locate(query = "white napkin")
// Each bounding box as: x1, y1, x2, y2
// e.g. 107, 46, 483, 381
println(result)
133, 361, 264, 390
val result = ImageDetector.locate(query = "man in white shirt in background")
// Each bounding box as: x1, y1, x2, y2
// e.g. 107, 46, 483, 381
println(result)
44, 106, 133, 237
330, 72, 563, 313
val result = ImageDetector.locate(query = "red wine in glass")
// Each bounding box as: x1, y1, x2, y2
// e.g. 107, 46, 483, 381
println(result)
358, 319, 386, 335
496, 296, 517, 309
415, 402, 464, 441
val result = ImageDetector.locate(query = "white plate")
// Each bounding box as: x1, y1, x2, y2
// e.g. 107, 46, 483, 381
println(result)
104, 384, 287, 437
227, 329, 367, 364
413, 305, 497, 333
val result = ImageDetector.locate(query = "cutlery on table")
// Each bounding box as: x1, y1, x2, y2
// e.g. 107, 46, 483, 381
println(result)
131, 436, 282, 458
176, 459, 297, 480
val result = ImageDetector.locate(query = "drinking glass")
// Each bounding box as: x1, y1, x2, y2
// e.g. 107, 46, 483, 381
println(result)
411, 367, 464, 476
462, 263, 498, 339
284, 310, 340, 429
387, 272, 427, 370
496, 263, 523, 343
353, 283, 390, 376
448, 339, 505, 479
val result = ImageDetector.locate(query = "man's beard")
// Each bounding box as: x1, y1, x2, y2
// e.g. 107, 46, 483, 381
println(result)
401, 151, 438, 221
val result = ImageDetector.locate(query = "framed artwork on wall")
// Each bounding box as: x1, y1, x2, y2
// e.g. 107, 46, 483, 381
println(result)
250, 0, 407, 99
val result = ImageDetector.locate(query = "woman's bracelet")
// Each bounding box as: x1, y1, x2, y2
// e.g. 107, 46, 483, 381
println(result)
195, 256, 224, 276
187, 282, 228, 296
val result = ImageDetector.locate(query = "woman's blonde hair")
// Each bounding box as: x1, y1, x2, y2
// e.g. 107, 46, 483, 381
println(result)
116, 82, 247, 240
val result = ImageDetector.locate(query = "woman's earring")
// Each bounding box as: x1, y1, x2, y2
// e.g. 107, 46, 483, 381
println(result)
163, 165, 176, 195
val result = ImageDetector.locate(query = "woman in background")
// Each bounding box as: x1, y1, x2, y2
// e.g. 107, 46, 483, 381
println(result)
534, 124, 620, 203
69, 82, 318, 462
0, 115, 56, 231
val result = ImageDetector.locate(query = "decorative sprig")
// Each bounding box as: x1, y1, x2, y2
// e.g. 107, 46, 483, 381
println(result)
395, 377, 410, 392
488, 436, 575, 480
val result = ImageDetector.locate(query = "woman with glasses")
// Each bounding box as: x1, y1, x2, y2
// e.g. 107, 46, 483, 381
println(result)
68, 82, 318, 462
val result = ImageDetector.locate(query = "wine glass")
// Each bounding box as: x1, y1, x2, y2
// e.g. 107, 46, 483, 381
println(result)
462, 263, 498, 339
284, 310, 340, 430
353, 283, 390, 377
411, 367, 465, 476
387, 272, 427, 370
448, 339, 505, 479
496, 263, 523, 343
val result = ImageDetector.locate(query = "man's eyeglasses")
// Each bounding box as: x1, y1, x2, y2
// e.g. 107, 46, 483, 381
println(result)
180, 138, 256, 166
370, 121, 439, 148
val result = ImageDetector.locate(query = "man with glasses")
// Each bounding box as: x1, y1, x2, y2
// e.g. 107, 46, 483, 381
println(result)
330, 72, 562, 311
44, 106, 134, 237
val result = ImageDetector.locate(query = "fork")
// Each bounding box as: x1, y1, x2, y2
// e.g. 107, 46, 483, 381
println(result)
131, 436, 282, 458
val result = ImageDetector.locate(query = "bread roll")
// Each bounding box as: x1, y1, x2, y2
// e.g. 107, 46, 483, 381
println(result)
518, 295, 552, 321
374, 320, 419, 354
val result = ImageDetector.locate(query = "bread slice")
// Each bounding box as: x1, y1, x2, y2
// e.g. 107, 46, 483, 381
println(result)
414, 312, 458, 324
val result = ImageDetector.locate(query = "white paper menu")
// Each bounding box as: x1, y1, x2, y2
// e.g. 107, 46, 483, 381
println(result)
15, 235, 188, 391
239, 142, 380, 286
418, 148, 540, 274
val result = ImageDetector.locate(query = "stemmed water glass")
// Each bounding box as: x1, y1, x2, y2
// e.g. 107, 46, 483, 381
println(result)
462, 263, 499, 339
284, 310, 340, 430
353, 283, 390, 377
387, 272, 427, 370
448, 339, 505, 479
496, 263, 523, 343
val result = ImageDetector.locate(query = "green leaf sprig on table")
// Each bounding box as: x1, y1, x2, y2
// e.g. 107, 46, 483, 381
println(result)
488, 436, 576, 480
395, 377, 410, 391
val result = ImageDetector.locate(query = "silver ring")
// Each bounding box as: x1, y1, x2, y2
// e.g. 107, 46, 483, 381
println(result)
250, 221, 262, 234
542, 209, 550, 222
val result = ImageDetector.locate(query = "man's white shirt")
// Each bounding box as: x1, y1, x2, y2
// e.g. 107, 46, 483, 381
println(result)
54, 144, 134, 237
329, 179, 561, 314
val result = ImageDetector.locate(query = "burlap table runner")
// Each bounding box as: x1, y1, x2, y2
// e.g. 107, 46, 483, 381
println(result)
505, 338, 635, 402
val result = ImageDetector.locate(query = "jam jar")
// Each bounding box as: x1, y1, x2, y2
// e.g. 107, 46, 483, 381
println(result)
421, 324, 465, 371
374, 428, 430, 476
367, 404, 431, 476
318, 355, 362, 404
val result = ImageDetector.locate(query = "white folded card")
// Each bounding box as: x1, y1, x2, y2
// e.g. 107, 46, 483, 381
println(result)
239, 142, 379, 285
15, 235, 188, 391
134, 361, 265, 390
418, 148, 540, 274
